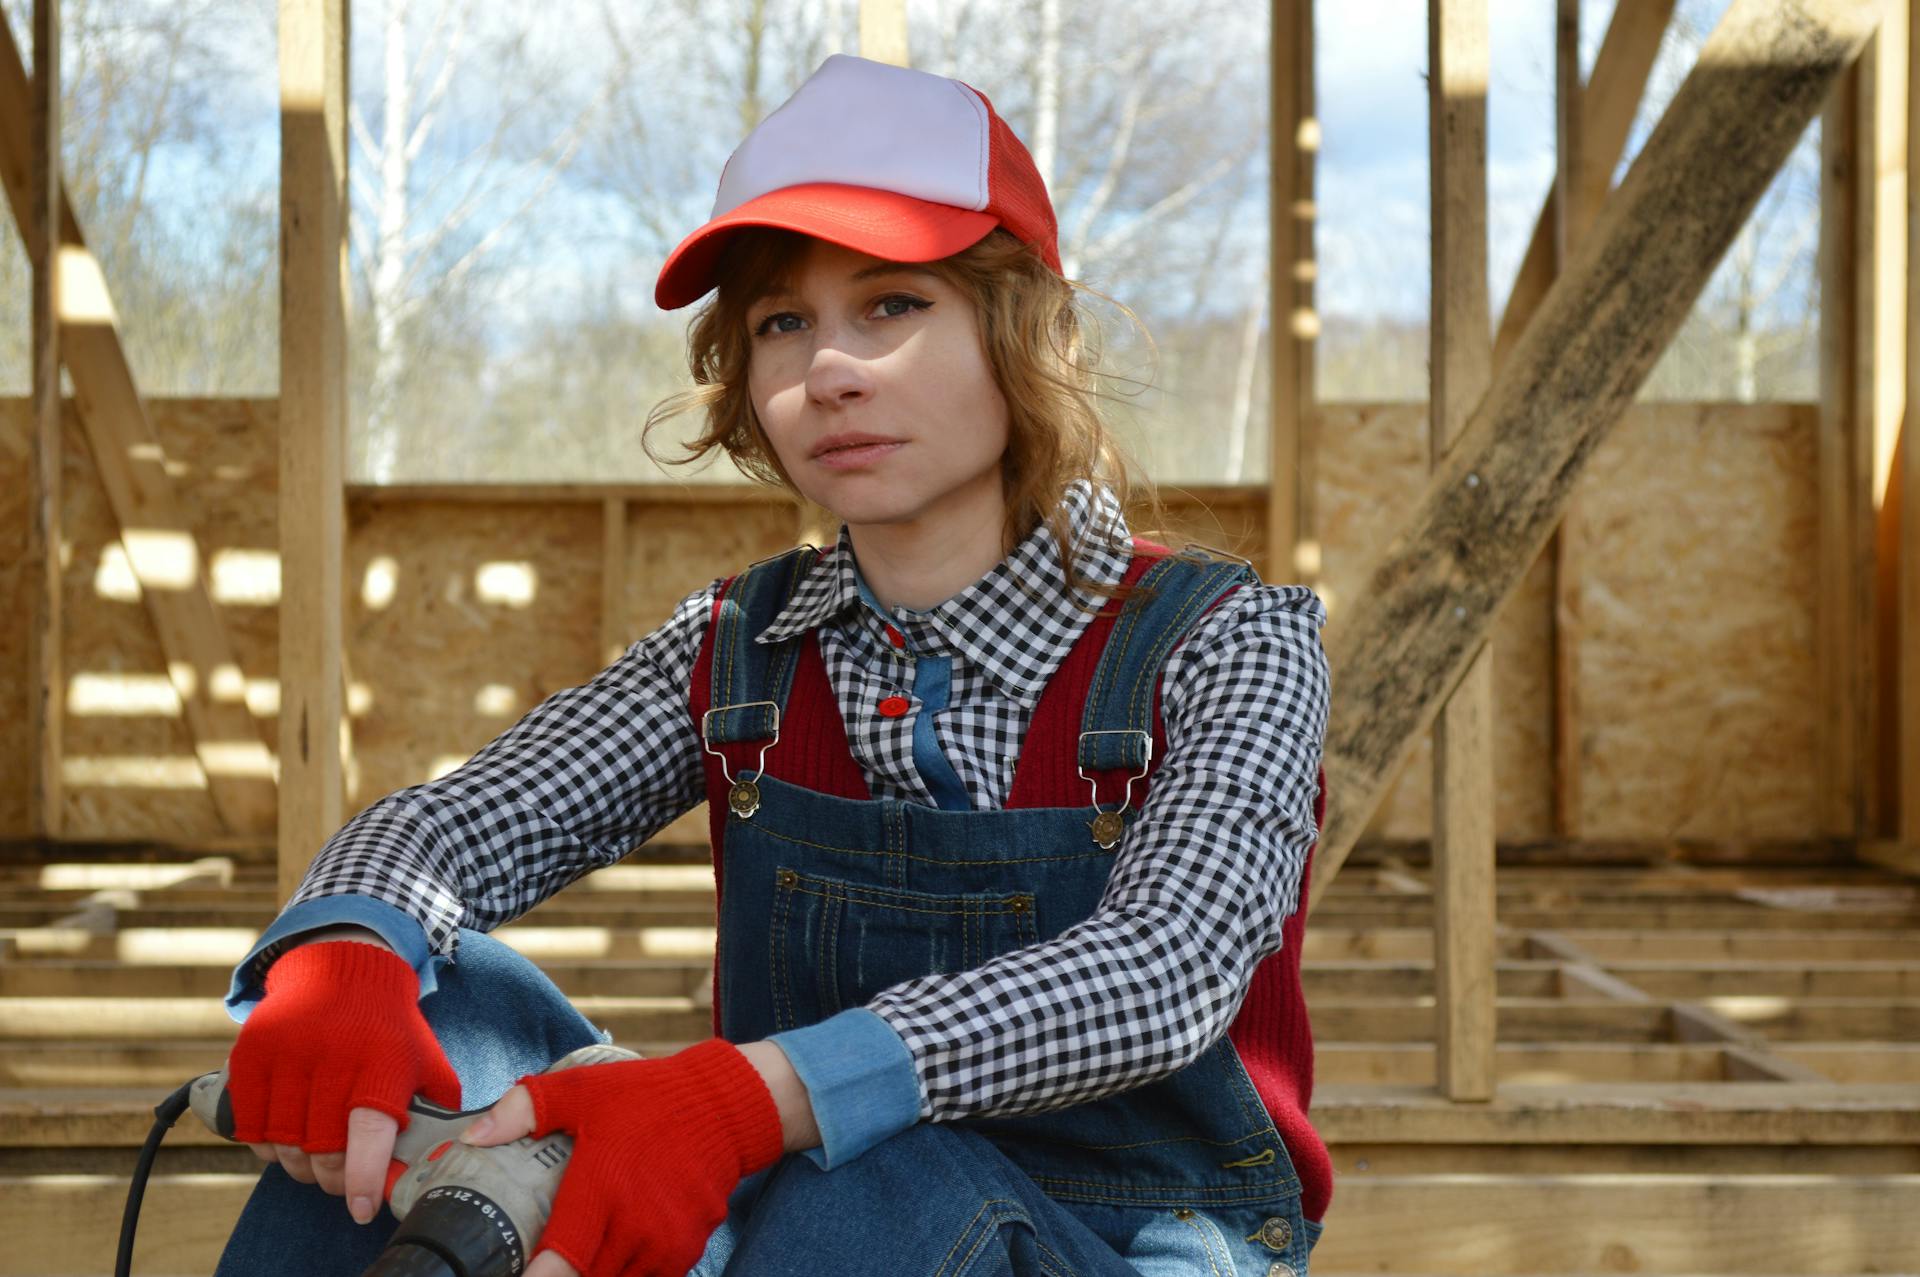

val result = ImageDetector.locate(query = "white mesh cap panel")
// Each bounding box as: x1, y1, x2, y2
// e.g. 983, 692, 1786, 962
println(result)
711, 54, 990, 219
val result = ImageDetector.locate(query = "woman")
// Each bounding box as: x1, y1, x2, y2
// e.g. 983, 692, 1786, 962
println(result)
217, 53, 1331, 1277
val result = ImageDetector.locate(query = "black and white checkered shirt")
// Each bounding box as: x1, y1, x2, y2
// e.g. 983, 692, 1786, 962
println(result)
288, 480, 1330, 1120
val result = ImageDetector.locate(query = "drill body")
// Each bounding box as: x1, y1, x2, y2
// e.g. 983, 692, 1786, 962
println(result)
190, 1042, 642, 1276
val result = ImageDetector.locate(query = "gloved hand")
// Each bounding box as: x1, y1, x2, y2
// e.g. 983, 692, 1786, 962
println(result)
226, 939, 462, 1152
460, 1037, 785, 1277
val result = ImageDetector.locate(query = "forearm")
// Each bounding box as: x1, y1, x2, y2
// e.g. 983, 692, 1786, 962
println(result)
735, 1040, 821, 1155
292, 925, 395, 952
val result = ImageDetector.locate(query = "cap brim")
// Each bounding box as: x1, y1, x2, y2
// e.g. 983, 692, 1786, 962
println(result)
654, 182, 999, 311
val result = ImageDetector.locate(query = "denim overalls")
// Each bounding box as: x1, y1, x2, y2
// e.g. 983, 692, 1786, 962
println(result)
692, 544, 1323, 1277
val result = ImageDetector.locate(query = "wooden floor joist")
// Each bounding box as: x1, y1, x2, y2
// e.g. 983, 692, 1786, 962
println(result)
1310, 0, 1882, 900
2, 855, 1918, 1274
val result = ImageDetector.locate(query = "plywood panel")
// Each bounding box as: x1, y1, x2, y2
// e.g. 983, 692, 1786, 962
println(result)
344, 499, 603, 807
1577, 403, 1821, 838
1318, 403, 1556, 841
0, 398, 1831, 849
46, 399, 274, 840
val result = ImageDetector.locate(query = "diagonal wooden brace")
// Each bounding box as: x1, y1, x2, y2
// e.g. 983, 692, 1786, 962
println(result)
1310, 0, 1882, 908
0, 13, 277, 836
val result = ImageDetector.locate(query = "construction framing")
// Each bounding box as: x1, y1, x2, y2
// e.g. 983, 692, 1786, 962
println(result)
0, 0, 1916, 1270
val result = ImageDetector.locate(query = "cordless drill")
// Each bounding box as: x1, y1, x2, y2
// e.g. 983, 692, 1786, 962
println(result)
188, 1042, 642, 1277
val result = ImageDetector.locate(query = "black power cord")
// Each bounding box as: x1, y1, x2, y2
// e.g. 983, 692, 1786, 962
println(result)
116, 1078, 196, 1277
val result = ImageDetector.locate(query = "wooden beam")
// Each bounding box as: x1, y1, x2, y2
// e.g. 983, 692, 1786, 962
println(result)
1820, 60, 1864, 836
1859, 12, 1909, 836
1550, 0, 1591, 838
1310, 1080, 1920, 1143
1305, 1174, 1920, 1274
1905, 0, 1920, 844
1268, 0, 1318, 586
1428, 0, 1497, 1105
26, 0, 59, 840
0, 16, 278, 839
276, 0, 351, 904
601, 497, 627, 666
1490, 0, 1677, 367
1307, 0, 1881, 905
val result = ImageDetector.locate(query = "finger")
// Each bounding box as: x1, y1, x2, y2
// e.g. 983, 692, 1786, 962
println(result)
310, 1149, 346, 1196
344, 1106, 399, 1224
277, 1143, 315, 1184
523, 1250, 581, 1277
247, 1142, 277, 1164
458, 1084, 536, 1147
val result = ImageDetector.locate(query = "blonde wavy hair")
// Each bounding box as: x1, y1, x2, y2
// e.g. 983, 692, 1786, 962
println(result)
641, 226, 1165, 603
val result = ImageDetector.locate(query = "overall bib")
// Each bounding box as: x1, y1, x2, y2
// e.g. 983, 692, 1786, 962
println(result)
691, 542, 1328, 1276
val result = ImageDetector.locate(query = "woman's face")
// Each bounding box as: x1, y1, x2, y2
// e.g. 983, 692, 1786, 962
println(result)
745, 238, 1010, 535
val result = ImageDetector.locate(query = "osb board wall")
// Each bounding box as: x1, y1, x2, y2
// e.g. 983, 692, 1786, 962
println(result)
1308, 401, 1818, 842
0, 398, 1820, 845
0, 415, 27, 837
1314, 404, 1558, 842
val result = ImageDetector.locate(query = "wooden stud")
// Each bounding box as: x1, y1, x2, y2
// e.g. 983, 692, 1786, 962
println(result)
1491, 0, 1677, 368
1551, 0, 1589, 838
1904, 0, 1920, 844
1307, 0, 1880, 904
602, 497, 628, 666
1269, 0, 1317, 587
1856, 13, 1908, 836
1428, 0, 1496, 1104
0, 19, 279, 840
277, 0, 350, 904
1820, 61, 1863, 837
25, 0, 60, 841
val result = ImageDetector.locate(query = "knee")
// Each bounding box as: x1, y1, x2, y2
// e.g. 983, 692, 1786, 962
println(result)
731, 1123, 1041, 1264
418, 929, 610, 1108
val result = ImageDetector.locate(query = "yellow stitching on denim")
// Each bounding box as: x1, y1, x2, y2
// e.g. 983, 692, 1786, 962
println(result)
1220, 1148, 1278, 1169
769, 866, 793, 1030
783, 882, 1034, 917
1024, 1170, 1292, 1195
1022, 1178, 1293, 1207
748, 821, 1109, 866
933, 1198, 1024, 1277
1033, 1239, 1081, 1277
1173, 1211, 1229, 1277
1014, 1124, 1279, 1153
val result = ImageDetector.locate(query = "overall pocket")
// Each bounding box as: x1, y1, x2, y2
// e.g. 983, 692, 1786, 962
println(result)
767, 866, 1039, 1032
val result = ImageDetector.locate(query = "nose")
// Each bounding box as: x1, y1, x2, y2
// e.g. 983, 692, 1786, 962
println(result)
804, 342, 875, 409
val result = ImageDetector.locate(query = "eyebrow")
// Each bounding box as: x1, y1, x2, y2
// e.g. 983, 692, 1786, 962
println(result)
752, 264, 940, 307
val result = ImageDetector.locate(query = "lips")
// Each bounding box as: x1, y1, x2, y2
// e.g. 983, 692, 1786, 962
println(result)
811, 432, 905, 459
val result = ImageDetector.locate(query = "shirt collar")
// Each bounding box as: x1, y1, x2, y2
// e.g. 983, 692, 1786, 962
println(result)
754, 480, 1135, 703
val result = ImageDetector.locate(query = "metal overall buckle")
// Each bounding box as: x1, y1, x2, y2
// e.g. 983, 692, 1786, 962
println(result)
701, 700, 781, 819
1077, 729, 1152, 849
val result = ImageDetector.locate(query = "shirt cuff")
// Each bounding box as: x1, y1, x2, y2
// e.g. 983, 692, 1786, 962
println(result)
766, 1008, 921, 1170
224, 894, 442, 1023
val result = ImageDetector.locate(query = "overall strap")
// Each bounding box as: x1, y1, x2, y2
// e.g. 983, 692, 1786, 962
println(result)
1006, 541, 1256, 822
1077, 549, 1256, 781
697, 546, 820, 776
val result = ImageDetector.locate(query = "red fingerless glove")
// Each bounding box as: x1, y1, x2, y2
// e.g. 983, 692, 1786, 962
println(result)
226, 940, 462, 1153
515, 1038, 785, 1277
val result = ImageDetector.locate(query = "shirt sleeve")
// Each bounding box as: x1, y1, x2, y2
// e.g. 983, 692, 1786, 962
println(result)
861, 582, 1331, 1121
242, 579, 721, 993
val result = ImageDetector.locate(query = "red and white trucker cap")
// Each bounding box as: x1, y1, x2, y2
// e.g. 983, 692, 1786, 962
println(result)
654, 54, 1061, 311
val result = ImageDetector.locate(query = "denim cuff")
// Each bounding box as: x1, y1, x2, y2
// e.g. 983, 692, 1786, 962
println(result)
225, 894, 442, 1022
766, 1007, 921, 1170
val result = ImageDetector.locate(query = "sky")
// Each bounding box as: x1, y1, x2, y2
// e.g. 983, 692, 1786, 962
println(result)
3, 0, 1820, 394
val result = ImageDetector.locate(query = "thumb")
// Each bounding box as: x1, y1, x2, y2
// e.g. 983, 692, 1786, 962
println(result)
457, 1083, 537, 1147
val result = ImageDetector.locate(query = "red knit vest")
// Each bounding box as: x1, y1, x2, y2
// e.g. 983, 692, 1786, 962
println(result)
689, 543, 1332, 1222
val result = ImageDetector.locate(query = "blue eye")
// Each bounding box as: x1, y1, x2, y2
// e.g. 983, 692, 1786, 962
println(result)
752, 294, 932, 337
